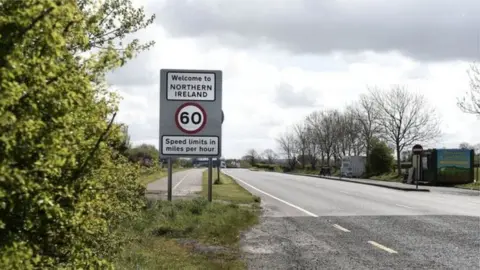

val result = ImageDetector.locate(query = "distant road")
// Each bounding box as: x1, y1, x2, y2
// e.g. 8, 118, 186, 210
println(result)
146, 169, 204, 199
224, 169, 480, 270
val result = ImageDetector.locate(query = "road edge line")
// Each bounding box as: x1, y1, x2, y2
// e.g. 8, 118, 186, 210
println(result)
223, 171, 318, 217
173, 171, 191, 190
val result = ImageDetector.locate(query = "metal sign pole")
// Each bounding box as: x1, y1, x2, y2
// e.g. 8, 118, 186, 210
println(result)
167, 158, 173, 201
416, 155, 419, 190
217, 160, 220, 182
208, 158, 213, 202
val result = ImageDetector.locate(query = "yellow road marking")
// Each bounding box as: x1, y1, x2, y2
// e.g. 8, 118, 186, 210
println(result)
368, 241, 398, 254
333, 224, 351, 232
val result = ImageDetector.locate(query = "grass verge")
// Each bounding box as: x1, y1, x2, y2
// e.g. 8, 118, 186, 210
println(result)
116, 169, 261, 269
114, 198, 259, 269
369, 172, 403, 182
456, 181, 480, 190
202, 169, 261, 204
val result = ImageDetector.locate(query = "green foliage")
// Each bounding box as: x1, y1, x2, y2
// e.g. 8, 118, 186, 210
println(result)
367, 138, 394, 176
0, 0, 154, 268
127, 144, 159, 164
253, 163, 278, 171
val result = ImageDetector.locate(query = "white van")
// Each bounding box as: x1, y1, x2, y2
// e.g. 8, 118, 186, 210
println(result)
340, 156, 367, 178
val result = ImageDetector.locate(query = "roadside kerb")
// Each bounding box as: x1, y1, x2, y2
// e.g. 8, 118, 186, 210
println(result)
284, 172, 431, 192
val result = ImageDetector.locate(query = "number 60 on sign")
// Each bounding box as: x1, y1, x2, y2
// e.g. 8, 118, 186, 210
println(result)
175, 102, 207, 134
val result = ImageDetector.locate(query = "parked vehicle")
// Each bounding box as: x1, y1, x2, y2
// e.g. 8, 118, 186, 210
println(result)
340, 156, 367, 178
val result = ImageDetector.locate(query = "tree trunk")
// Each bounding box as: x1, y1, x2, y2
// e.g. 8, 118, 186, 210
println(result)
396, 144, 401, 176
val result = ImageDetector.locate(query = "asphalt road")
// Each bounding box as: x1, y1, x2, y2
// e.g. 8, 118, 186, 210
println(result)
146, 168, 204, 199
223, 169, 480, 270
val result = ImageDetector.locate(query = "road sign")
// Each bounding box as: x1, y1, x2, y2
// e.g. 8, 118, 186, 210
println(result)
160, 69, 222, 158
412, 144, 423, 154
175, 102, 207, 134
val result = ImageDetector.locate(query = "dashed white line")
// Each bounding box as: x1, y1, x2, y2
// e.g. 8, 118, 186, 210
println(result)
368, 241, 398, 254
395, 204, 413, 209
333, 224, 351, 232
223, 171, 318, 217
173, 172, 190, 190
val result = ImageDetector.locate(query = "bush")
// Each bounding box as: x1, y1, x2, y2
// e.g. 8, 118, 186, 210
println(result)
0, 0, 154, 268
367, 138, 394, 176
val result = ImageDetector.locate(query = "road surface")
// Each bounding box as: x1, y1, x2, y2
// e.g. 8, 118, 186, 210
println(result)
146, 169, 204, 200
223, 169, 480, 270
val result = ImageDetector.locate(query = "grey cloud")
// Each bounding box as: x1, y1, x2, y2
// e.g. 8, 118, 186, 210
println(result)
274, 83, 317, 108
154, 0, 480, 62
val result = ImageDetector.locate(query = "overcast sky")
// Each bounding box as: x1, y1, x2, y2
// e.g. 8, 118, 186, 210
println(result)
107, 0, 480, 158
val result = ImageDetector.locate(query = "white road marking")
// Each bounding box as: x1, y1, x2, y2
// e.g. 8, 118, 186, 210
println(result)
173, 172, 190, 190
340, 191, 350, 195
223, 171, 318, 217
395, 204, 413, 209
333, 224, 351, 232
368, 241, 398, 254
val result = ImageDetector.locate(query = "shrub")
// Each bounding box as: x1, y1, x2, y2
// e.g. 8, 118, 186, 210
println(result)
0, 0, 154, 268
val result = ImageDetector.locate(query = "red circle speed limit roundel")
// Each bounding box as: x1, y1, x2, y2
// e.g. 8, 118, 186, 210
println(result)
175, 102, 207, 134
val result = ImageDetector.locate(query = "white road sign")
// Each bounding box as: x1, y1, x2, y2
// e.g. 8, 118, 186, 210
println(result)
162, 136, 219, 155
175, 102, 207, 134
167, 72, 216, 101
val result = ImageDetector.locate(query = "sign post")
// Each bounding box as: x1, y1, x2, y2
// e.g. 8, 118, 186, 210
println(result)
412, 144, 424, 190
208, 158, 213, 202
167, 158, 173, 201
160, 69, 222, 201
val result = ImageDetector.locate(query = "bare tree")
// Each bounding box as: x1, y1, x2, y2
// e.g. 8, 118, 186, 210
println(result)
306, 111, 327, 165
262, 149, 278, 164
305, 113, 321, 170
294, 122, 309, 169
319, 110, 339, 166
351, 93, 383, 161
370, 85, 441, 175
459, 142, 475, 150
244, 149, 259, 166
276, 130, 297, 170
458, 63, 480, 116
344, 108, 365, 156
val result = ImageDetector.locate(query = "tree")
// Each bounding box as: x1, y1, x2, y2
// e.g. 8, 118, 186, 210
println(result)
304, 122, 320, 170
0, 0, 154, 268
307, 110, 338, 166
109, 123, 131, 157
369, 85, 441, 175
458, 63, 480, 116
127, 144, 159, 165
459, 142, 475, 150
293, 122, 309, 168
367, 137, 394, 176
262, 149, 278, 164
244, 149, 259, 166
276, 130, 297, 170
351, 94, 383, 164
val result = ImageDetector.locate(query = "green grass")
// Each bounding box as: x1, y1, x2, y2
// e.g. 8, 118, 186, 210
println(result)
369, 172, 403, 182
202, 169, 261, 204
114, 198, 259, 269
138, 167, 187, 185
457, 181, 480, 190
115, 169, 261, 269
456, 169, 480, 190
